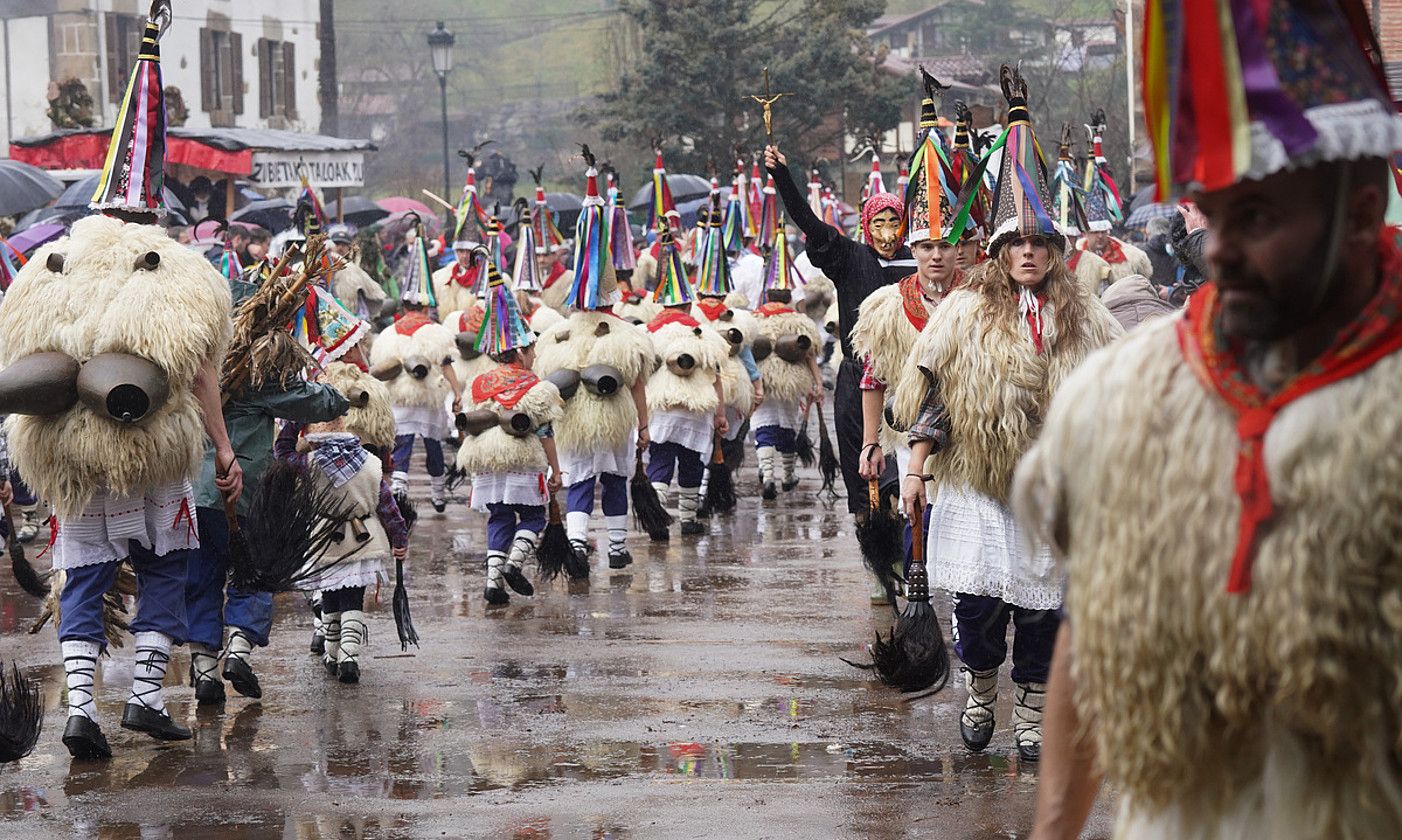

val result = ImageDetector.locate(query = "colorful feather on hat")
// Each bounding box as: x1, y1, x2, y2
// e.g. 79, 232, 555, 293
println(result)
398, 220, 437, 307
904, 70, 962, 245
1050, 123, 1090, 235
695, 191, 732, 297
90, 0, 171, 216
453, 165, 490, 246
1083, 111, 1123, 227
950, 100, 991, 237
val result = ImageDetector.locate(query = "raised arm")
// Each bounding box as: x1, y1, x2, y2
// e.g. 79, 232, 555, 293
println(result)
765, 146, 839, 253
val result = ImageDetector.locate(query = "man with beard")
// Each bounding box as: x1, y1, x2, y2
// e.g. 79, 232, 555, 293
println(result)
1020, 1, 1402, 836
764, 145, 915, 514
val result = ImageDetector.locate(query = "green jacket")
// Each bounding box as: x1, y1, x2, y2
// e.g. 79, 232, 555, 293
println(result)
195, 380, 350, 517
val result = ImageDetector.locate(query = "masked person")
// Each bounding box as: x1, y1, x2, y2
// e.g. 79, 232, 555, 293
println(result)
764, 145, 916, 516
896, 67, 1120, 763
1021, 2, 1402, 837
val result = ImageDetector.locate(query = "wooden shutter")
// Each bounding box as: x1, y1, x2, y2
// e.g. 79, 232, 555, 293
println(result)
258, 39, 271, 118
283, 41, 297, 120
230, 31, 244, 115
199, 27, 214, 111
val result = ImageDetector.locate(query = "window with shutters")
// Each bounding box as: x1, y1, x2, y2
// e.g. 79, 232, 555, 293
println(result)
199, 27, 244, 126
105, 13, 144, 103
258, 39, 298, 124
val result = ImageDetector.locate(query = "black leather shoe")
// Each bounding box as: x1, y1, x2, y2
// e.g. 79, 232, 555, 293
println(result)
960, 717, 995, 753
1017, 741, 1041, 763
502, 566, 534, 596
648, 527, 669, 542
194, 678, 225, 706
608, 549, 632, 569
781, 478, 799, 491
323, 656, 338, 676
337, 661, 360, 684
761, 482, 778, 500
222, 657, 262, 699
121, 703, 191, 741
695, 502, 712, 519
484, 586, 510, 606
431, 498, 447, 513
680, 520, 705, 536
309, 630, 325, 655
62, 716, 112, 760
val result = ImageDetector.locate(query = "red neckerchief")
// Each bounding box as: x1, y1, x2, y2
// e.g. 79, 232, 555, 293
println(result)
755, 302, 795, 318
696, 298, 728, 321
1066, 250, 1083, 272
897, 272, 958, 331
1177, 228, 1402, 594
394, 311, 433, 336
647, 309, 700, 333
1091, 237, 1126, 264
458, 304, 484, 334
471, 363, 540, 409
451, 260, 482, 289
542, 262, 567, 289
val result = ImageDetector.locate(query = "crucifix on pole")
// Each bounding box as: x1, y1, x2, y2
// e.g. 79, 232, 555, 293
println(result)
744, 67, 793, 145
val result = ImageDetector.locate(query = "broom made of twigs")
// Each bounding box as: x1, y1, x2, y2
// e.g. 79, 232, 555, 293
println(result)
391, 492, 419, 650
631, 448, 672, 537
5, 500, 46, 599
0, 662, 42, 763
703, 433, 736, 514
846, 504, 951, 694
537, 494, 586, 582
816, 403, 839, 495
793, 400, 816, 468
231, 460, 361, 592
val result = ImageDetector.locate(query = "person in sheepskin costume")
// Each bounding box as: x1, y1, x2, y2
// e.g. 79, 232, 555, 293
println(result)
0, 1, 240, 758
533, 155, 654, 570
851, 77, 968, 604
455, 261, 564, 605
1020, 3, 1402, 836
642, 225, 729, 538
896, 66, 1120, 764
752, 220, 824, 500
371, 225, 463, 512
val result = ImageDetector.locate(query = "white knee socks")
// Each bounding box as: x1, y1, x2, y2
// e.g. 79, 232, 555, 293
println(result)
757, 446, 777, 485
338, 611, 366, 666
61, 639, 100, 721
605, 514, 629, 554
128, 631, 173, 714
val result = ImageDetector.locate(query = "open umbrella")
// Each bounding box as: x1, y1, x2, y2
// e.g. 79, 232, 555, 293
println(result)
376, 197, 436, 219
0, 160, 64, 217
325, 196, 389, 228
55, 174, 187, 215
627, 174, 713, 211
543, 192, 583, 232
1124, 201, 1178, 230
5, 223, 66, 255
229, 198, 294, 232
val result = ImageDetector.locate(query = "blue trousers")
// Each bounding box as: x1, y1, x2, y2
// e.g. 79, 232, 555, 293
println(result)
645, 441, 704, 488
565, 473, 628, 516
59, 543, 190, 650
10, 470, 35, 506
392, 434, 445, 477
185, 506, 274, 650
754, 424, 797, 453
486, 503, 546, 552
951, 593, 1059, 685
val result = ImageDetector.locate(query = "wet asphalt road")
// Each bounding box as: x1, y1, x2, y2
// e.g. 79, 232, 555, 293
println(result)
0, 449, 1116, 839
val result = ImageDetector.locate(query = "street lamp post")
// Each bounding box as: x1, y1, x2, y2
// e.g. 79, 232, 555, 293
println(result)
427, 21, 455, 227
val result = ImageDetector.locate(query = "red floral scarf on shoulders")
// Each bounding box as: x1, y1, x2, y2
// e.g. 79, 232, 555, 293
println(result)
1177, 227, 1402, 594
471, 364, 539, 409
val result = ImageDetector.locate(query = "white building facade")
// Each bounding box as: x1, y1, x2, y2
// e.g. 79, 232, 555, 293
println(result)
0, 0, 323, 151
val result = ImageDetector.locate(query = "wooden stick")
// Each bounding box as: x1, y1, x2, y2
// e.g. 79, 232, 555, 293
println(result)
420, 189, 457, 213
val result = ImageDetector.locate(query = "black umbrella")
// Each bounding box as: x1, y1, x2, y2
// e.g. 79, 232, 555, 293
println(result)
229, 198, 294, 232
545, 192, 584, 232
55, 174, 187, 214
627, 174, 713, 211
324, 196, 389, 228
0, 160, 64, 217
